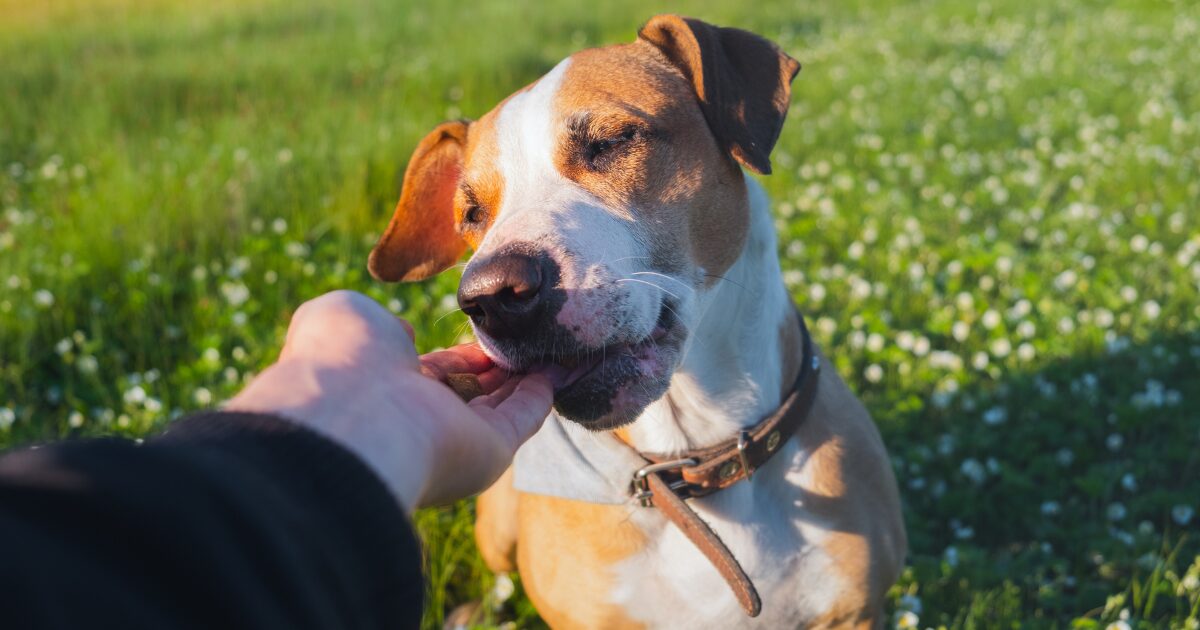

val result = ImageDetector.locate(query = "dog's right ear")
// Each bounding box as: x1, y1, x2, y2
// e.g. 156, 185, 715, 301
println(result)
368, 120, 470, 282
638, 15, 800, 175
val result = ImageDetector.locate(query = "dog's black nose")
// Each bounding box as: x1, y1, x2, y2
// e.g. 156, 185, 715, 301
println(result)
458, 249, 551, 339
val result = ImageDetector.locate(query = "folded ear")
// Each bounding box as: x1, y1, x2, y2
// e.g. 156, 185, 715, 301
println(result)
638, 15, 800, 175
368, 120, 470, 282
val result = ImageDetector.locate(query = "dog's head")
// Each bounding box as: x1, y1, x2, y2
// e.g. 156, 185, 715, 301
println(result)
369, 16, 799, 430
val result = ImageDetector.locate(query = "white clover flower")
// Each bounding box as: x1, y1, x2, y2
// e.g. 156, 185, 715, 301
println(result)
1107, 502, 1127, 521
202, 348, 220, 364
1121, 473, 1137, 492
896, 331, 915, 351
895, 610, 919, 630
387, 298, 404, 313
33, 289, 55, 308
276, 148, 294, 164
285, 241, 310, 258
1106, 620, 1131, 630
55, 338, 72, 355
77, 356, 98, 374
982, 406, 1007, 425
864, 364, 884, 383
123, 386, 147, 405
809, 283, 826, 302
224, 367, 240, 384
952, 321, 969, 342
847, 241, 864, 260
912, 336, 930, 357
490, 573, 515, 603
1041, 500, 1061, 516
0, 407, 15, 430
272, 218, 288, 234
960, 458, 986, 484
144, 398, 163, 414
955, 292, 974, 311
929, 351, 962, 371
1056, 448, 1075, 466
982, 310, 1002, 329
1130, 234, 1149, 252
232, 347, 247, 362
990, 338, 1012, 358
816, 317, 837, 337
1142, 300, 1161, 320
1017, 321, 1036, 338
1054, 270, 1078, 291
1095, 309, 1115, 328
1106, 433, 1124, 452
220, 282, 250, 307
1120, 286, 1138, 302
1058, 317, 1076, 334
972, 352, 990, 370
1173, 504, 1195, 526
194, 388, 213, 406
1018, 343, 1036, 362
68, 411, 84, 428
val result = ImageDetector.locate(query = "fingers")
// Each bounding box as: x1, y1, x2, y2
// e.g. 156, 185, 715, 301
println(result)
419, 344, 496, 382
470, 373, 554, 448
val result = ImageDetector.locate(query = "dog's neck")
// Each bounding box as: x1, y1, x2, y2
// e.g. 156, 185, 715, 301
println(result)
624, 175, 798, 454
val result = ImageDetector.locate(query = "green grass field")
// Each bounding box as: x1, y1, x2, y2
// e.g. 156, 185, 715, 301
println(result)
2, 0, 1199, 627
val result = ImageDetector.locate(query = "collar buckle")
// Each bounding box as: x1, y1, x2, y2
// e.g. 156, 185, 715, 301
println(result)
631, 458, 697, 507
737, 430, 754, 481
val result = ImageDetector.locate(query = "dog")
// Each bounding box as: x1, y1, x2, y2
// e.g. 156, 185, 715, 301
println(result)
368, 15, 906, 629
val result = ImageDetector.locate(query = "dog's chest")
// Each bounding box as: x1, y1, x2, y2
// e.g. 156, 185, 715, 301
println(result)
604, 444, 846, 628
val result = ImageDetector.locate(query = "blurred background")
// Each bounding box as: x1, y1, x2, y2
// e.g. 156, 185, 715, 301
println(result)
1, 0, 1198, 628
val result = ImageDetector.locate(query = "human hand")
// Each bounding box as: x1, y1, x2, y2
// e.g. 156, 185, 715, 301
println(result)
226, 290, 557, 513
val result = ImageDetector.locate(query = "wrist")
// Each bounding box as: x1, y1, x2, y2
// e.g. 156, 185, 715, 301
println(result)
226, 359, 436, 515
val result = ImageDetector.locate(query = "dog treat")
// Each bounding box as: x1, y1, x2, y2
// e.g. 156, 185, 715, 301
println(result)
446, 373, 484, 402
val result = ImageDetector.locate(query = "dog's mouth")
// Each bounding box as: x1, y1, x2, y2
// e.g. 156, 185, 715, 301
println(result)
550, 305, 674, 388
546, 303, 683, 429
480, 302, 685, 430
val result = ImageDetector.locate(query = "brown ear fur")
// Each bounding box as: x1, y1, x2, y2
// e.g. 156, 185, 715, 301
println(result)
368, 120, 470, 282
638, 15, 800, 175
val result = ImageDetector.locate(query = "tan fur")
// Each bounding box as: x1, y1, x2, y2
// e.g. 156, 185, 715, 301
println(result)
552, 43, 750, 281
516, 494, 647, 629
475, 467, 520, 572
793, 349, 906, 628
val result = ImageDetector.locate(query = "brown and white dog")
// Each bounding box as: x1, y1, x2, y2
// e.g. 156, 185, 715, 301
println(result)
368, 15, 906, 629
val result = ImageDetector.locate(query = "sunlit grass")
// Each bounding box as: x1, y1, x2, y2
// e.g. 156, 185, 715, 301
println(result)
2, 0, 1198, 628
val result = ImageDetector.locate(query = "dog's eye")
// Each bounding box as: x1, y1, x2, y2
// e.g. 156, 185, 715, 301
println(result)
585, 129, 637, 168
463, 205, 485, 225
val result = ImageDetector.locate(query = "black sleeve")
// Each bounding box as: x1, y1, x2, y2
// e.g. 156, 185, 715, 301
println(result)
0, 412, 423, 630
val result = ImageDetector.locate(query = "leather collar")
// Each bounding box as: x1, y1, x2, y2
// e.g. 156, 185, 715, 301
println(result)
626, 309, 820, 617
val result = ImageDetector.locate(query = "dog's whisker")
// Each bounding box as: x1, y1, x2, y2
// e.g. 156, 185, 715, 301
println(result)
631, 271, 694, 294
704, 272, 750, 293
616, 277, 682, 301
433, 307, 465, 327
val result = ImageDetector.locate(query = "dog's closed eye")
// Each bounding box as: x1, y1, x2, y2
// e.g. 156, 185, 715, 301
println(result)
584, 128, 638, 169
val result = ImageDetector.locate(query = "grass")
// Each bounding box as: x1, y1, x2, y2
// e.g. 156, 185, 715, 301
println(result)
1, 0, 1198, 627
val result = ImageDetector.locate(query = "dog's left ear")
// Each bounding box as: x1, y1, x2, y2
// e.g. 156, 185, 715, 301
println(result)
368, 120, 470, 282
638, 15, 800, 175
